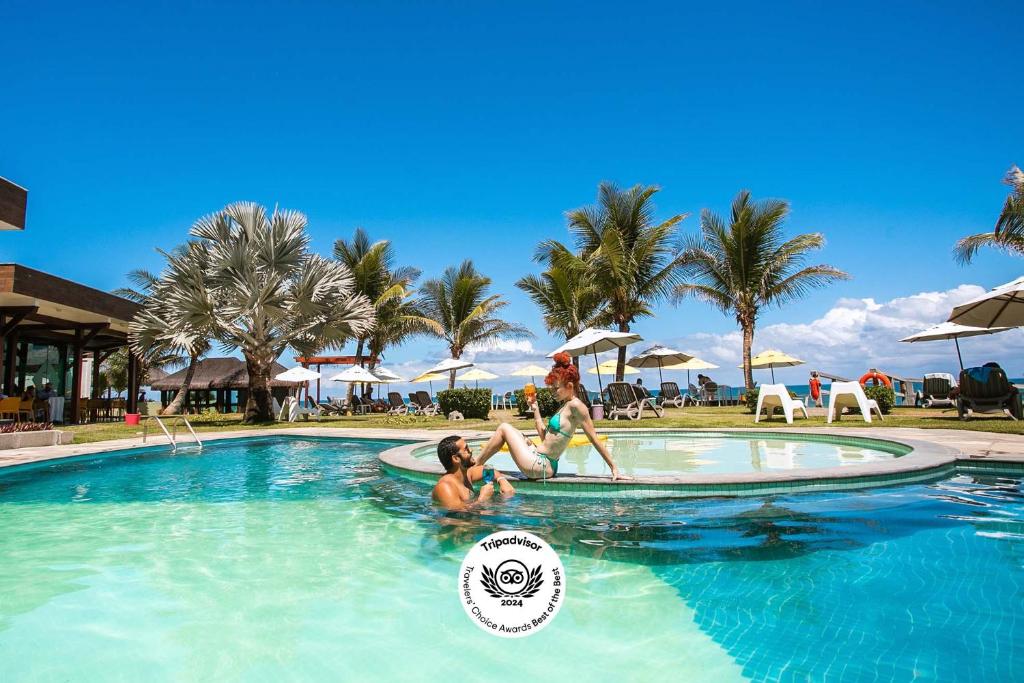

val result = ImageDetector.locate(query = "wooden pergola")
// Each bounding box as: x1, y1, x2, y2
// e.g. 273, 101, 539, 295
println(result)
0, 263, 142, 422
294, 354, 379, 403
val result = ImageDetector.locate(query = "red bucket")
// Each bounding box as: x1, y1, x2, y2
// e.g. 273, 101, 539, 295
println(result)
125, 413, 140, 425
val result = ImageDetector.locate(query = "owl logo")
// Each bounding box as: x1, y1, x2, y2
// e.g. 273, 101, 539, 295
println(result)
480, 559, 544, 598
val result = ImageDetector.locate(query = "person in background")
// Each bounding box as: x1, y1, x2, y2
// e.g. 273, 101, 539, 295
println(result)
37, 383, 56, 400
808, 371, 823, 408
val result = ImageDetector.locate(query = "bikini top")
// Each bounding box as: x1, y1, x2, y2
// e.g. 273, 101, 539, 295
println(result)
547, 410, 573, 439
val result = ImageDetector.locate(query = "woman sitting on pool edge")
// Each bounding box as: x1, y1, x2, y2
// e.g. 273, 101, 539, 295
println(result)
475, 352, 628, 481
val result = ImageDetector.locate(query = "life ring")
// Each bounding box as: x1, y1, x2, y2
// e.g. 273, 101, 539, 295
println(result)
500, 434, 607, 452
859, 371, 892, 388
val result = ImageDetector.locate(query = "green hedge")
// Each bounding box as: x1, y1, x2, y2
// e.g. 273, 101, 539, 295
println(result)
437, 388, 492, 420
514, 388, 559, 417
849, 385, 895, 414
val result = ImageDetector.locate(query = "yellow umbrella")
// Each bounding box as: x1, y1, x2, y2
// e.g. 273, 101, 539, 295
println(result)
739, 350, 805, 383
411, 371, 445, 395
509, 364, 549, 384
457, 368, 499, 388
587, 359, 639, 375
662, 356, 719, 385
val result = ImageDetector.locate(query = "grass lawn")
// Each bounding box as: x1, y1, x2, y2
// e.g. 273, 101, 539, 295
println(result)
61, 405, 1024, 444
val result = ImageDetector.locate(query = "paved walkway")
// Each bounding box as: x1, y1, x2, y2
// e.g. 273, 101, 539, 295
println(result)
1, 425, 1023, 472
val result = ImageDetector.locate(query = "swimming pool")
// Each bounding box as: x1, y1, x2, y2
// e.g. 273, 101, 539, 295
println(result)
1, 435, 1021, 680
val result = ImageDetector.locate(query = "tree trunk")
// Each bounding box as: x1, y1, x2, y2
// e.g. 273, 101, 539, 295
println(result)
615, 321, 630, 382
348, 337, 365, 403
161, 352, 198, 415
243, 351, 275, 423
742, 320, 755, 391
448, 348, 460, 390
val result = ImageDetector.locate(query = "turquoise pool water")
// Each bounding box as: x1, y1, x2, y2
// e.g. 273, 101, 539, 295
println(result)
1, 436, 1022, 681
447, 432, 906, 476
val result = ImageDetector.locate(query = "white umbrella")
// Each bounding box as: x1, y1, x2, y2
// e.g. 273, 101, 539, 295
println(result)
427, 358, 474, 388
588, 360, 639, 375
372, 366, 405, 382
662, 356, 719, 386
899, 321, 1014, 371
329, 365, 385, 384
549, 328, 644, 397
627, 345, 694, 384
948, 276, 1024, 328
457, 368, 498, 388
275, 366, 321, 405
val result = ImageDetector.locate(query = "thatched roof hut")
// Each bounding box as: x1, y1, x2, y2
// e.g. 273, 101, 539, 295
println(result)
150, 357, 302, 391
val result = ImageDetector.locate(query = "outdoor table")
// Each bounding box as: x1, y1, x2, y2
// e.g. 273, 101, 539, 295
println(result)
47, 397, 65, 423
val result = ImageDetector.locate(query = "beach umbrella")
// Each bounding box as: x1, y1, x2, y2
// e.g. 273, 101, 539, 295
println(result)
509, 364, 550, 384
626, 345, 694, 384
456, 368, 499, 388
411, 370, 445, 396
275, 366, 322, 404
328, 365, 385, 384
427, 358, 474, 387
899, 321, 1014, 371
948, 276, 1024, 328
739, 349, 805, 383
662, 356, 719, 386
371, 366, 405, 393
549, 327, 644, 397
588, 360, 639, 375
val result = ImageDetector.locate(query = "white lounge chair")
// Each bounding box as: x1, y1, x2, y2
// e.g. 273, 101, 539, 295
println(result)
754, 384, 809, 424
827, 381, 884, 423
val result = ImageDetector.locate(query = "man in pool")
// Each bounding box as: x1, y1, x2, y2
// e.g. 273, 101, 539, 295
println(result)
432, 435, 516, 511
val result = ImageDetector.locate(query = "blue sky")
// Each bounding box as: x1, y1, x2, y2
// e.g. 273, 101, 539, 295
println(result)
3, 1, 1022, 388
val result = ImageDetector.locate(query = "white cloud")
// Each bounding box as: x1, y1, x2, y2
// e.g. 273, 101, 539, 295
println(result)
659, 284, 1024, 383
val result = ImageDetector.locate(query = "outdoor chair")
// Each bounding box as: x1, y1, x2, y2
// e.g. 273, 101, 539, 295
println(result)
605, 382, 642, 420
701, 382, 720, 406
827, 381, 884, 423
920, 373, 956, 408
631, 384, 664, 418
575, 383, 592, 408
415, 391, 440, 416
957, 367, 1021, 421
659, 382, 685, 408
754, 384, 809, 424
387, 392, 409, 415
0, 397, 22, 422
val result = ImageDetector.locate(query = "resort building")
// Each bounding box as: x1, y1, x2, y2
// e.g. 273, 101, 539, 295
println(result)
0, 177, 142, 422
150, 357, 302, 413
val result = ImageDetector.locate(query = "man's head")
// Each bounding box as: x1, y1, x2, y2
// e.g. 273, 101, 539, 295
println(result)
635, 378, 643, 386
437, 435, 473, 473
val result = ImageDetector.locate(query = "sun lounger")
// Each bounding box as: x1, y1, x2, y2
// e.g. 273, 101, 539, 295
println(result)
631, 384, 664, 418
415, 391, 440, 416
957, 367, 1021, 421
387, 392, 409, 415
827, 381, 883, 423
920, 373, 956, 408
659, 382, 685, 408
575, 383, 592, 409
754, 384, 809, 424
687, 383, 702, 406
605, 382, 642, 420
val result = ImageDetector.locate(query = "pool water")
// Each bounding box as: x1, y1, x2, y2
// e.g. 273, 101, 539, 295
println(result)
0, 436, 1021, 681
451, 432, 905, 476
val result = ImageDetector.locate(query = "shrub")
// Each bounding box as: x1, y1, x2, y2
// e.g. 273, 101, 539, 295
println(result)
849, 384, 895, 415
0, 422, 53, 434
514, 388, 559, 417
437, 388, 492, 420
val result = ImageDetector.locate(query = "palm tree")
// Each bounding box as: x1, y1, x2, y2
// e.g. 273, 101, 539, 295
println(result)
955, 165, 1024, 263
365, 290, 442, 374
334, 228, 421, 400
419, 260, 532, 389
121, 259, 210, 415
675, 190, 850, 391
154, 202, 375, 423
536, 182, 688, 380
515, 263, 601, 369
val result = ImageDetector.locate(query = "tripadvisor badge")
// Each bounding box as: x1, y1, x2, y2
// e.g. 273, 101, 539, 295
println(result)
459, 530, 565, 638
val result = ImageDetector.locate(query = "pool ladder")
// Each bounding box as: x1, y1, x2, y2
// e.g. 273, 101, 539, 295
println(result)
142, 415, 203, 451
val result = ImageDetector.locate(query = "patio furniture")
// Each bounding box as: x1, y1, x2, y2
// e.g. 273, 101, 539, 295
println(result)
754, 384, 809, 424
688, 383, 702, 406
659, 381, 685, 408
414, 391, 440, 416
701, 382, 719, 406
957, 367, 1021, 421
631, 384, 664, 418
605, 382, 642, 420
0, 397, 22, 422
387, 392, 409, 415
920, 373, 956, 408
827, 381, 884, 423
575, 383, 592, 408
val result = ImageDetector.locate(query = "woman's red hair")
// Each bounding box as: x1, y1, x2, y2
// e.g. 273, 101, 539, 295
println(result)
545, 352, 579, 388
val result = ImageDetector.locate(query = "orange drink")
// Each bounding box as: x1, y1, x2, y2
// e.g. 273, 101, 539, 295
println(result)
524, 383, 537, 402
